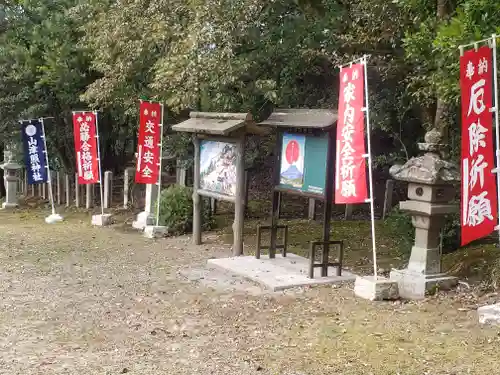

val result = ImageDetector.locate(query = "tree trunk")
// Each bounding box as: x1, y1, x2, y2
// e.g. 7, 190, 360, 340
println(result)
433, 0, 452, 147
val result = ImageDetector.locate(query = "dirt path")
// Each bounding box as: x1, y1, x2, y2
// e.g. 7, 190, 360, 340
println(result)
0, 211, 499, 375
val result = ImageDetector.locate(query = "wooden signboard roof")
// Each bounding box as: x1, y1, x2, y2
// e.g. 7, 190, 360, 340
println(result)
172, 112, 263, 136
258, 108, 338, 129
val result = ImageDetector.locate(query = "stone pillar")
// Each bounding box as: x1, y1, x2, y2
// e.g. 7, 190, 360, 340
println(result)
56, 172, 62, 205
132, 183, 158, 230
389, 129, 460, 300
65, 174, 70, 207
86, 184, 92, 209
123, 167, 135, 208
75, 173, 80, 208
0, 150, 22, 209
104, 171, 112, 209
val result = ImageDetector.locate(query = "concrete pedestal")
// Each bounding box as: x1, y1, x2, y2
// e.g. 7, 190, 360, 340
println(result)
390, 268, 457, 300
132, 211, 155, 230
132, 184, 158, 230
478, 304, 500, 326
45, 213, 63, 224
91, 213, 112, 226
354, 275, 399, 301
144, 225, 167, 239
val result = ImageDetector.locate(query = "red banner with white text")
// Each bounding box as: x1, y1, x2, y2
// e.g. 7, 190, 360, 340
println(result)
73, 111, 99, 184
460, 46, 497, 246
334, 63, 368, 204
135, 101, 162, 184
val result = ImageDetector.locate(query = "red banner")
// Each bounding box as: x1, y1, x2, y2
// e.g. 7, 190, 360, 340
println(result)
73, 111, 99, 184
460, 46, 497, 246
334, 63, 368, 204
135, 101, 162, 184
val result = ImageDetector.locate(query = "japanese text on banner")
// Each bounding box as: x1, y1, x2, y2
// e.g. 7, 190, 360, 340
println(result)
21, 119, 48, 185
72, 112, 99, 184
334, 63, 368, 204
135, 101, 161, 184
460, 46, 497, 246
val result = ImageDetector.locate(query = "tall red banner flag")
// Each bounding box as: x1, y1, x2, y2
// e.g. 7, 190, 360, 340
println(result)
335, 63, 368, 204
73, 112, 99, 184
135, 101, 162, 184
460, 46, 497, 246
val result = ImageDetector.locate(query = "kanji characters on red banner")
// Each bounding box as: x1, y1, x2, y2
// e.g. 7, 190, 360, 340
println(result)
73, 111, 99, 184
334, 63, 368, 204
460, 46, 497, 246
135, 101, 162, 184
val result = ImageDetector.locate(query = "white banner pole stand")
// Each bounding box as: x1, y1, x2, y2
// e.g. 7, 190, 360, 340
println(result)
353, 56, 399, 301
91, 111, 112, 226
144, 103, 167, 239
40, 118, 63, 224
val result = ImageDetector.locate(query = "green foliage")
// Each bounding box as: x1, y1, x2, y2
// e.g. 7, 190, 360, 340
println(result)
156, 185, 213, 236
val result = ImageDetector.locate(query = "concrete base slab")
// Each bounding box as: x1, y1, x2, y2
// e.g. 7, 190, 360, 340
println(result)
1, 202, 18, 209
91, 214, 112, 226
207, 253, 356, 291
354, 275, 399, 301
132, 211, 155, 230
478, 304, 500, 326
144, 225, 167, 239
45, 213, 63, 224
390, 268, 458, 300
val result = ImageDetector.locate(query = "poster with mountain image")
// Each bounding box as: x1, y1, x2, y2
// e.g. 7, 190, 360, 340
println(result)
199, 140, 237, 196
279, 133, 305, 189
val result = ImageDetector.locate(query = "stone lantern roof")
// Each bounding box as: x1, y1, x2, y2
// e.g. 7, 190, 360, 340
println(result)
389, 128, 460, 185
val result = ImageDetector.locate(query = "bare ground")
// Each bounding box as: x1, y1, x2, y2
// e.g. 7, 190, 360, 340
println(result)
1, 209, 500, 375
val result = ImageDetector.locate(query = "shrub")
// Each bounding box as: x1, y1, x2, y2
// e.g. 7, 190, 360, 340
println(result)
156, 185, 214, 235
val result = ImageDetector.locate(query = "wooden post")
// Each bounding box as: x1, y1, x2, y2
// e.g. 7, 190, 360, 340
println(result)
243, 170, 249, 208
192, 137, 202, 245
23, 170, 28, 195
345, 204, 353, 220
75, 173, 80, 208
382, 179, 394, 219
38, 183, 42, 197
233, 136, 245, 256
321, 132, 336, 276
56, 171, 62, 205
86, 184, 92, 209
308, 198, 316, 220
65, 174, 70, 207
41, 182, 46, 199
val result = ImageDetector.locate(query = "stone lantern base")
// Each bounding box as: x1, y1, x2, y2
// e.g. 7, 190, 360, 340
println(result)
390, 269, 457, 300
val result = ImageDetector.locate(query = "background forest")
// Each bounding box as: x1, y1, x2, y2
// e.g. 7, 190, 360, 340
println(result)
0, 0, 499, 179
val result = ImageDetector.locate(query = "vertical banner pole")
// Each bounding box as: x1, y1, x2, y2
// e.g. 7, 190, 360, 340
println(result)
40, 118, 57, 217
491, 34, 500, 245
362, 55, 378, 278
94, 111, 105, 217
155, 104, 165, 227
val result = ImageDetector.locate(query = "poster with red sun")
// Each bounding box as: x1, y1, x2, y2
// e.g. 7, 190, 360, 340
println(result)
280, 133, 306, 188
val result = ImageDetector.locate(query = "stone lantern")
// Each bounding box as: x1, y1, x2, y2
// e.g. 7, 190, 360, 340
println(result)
389, 128, 460, 299
0, 146, 23, 209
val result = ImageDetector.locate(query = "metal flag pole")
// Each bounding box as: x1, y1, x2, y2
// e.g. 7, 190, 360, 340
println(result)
155, 103, 165, 227
491, 34, 500, 245
39, 118, 62, 223
361, 55, 378, 278
94, 111, 105, 217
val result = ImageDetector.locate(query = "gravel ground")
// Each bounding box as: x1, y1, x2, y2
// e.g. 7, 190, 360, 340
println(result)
1, 211, 500, 375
